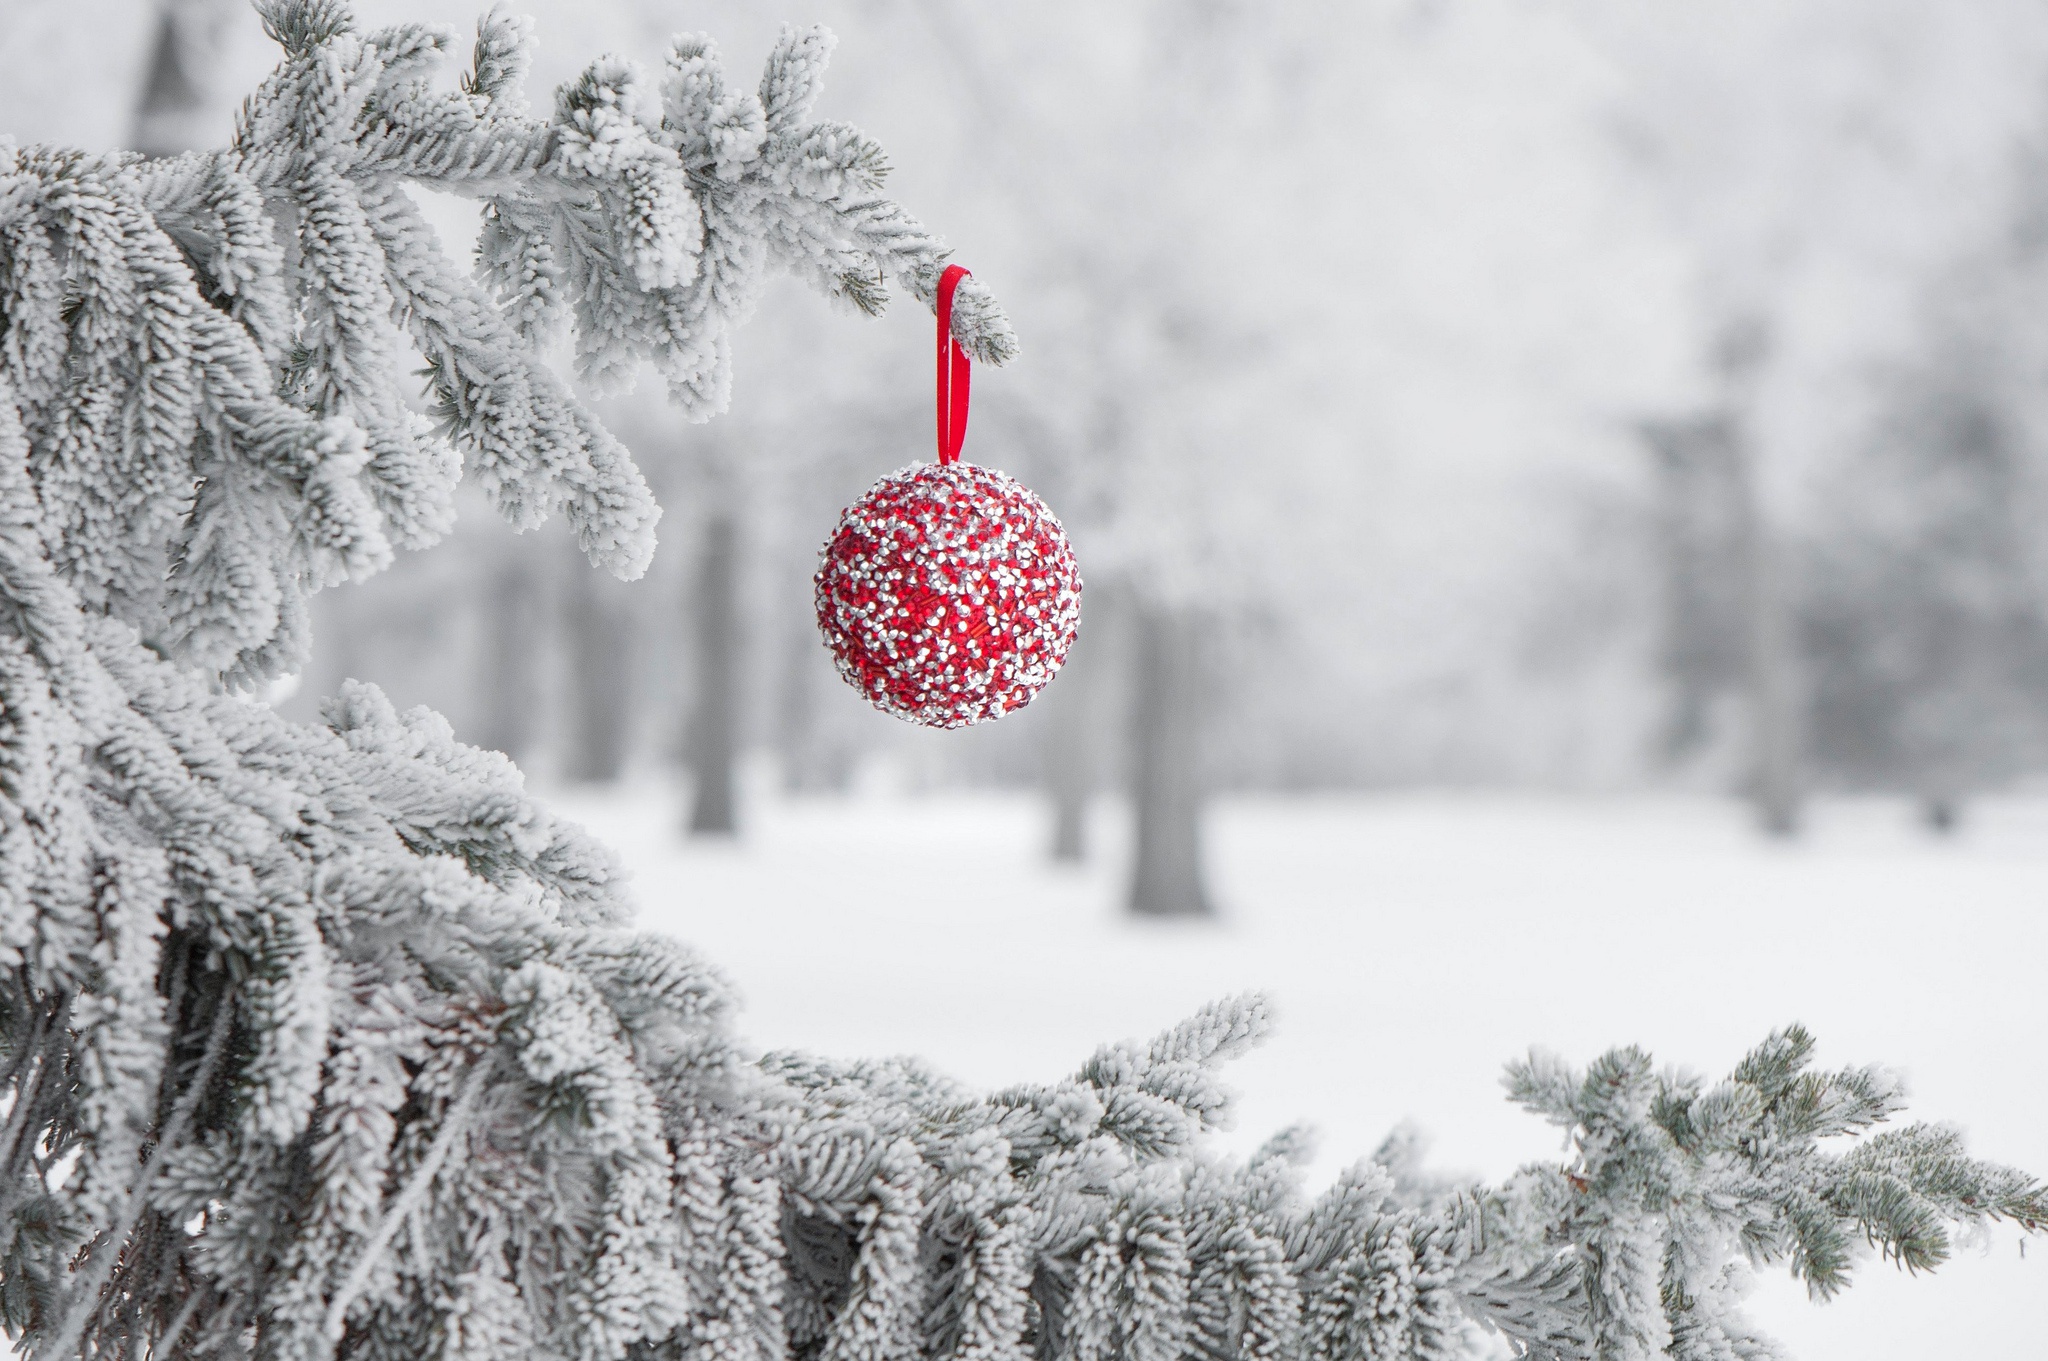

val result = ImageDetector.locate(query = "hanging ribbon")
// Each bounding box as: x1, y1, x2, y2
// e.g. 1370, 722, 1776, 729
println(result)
936, 264, 972, 465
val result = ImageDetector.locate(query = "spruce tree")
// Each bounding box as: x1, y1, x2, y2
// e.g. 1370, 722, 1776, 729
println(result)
0, 6, 2040, 1361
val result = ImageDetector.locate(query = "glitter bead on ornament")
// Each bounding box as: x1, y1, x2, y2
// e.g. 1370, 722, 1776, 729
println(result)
815, 460, 1082, 728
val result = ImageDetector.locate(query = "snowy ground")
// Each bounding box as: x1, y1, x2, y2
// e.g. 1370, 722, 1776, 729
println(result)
550, 781, 2048, 1361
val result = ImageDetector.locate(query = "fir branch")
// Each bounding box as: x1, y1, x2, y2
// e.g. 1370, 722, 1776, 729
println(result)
43, 993, 235, 1361
322, 1052, 496, 1343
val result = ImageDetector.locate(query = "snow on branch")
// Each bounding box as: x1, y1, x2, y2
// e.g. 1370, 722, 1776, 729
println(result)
3, 0, 1016, 685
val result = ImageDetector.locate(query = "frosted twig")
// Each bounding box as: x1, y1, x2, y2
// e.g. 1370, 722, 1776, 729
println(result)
322, 1054, 497, 1342
45, 994, 236, 1361
153, 1279, 210, 1361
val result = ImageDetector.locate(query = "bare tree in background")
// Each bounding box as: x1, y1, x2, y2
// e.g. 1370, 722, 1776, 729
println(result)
1641, 323, 1802, 835
687, 514, 743, 834
1129, 604, 1212, 916
1042, 663, 1093, 862
1585, 4, 2048, 831
133, 0, 234, 156
1643, 415, 1747, 766
1735, 449, 1802, 836
912, 1, 1305, 907
474, 558, 546, 763
1039, 606, 1107, 862
559, 554, 637, 783
1719, 321, 1803, 836
1803, 263, 2048, 830
775, 574, 855, 792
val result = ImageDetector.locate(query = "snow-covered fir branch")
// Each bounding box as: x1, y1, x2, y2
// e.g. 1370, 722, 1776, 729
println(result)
0, 5, 2036, 1361
4, 0, 1016, 688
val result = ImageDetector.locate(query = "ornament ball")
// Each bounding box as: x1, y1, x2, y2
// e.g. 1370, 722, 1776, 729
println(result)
814, 460, 1082, 728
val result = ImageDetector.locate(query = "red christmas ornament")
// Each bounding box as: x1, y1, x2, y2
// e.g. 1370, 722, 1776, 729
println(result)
815, 266, 1082, 727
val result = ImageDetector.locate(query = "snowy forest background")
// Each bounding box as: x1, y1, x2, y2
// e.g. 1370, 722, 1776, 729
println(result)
4, 0, 2046, 1356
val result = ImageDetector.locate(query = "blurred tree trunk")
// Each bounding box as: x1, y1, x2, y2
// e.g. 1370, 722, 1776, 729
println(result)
1650, 318, 1804, 836
776, 606, 853, 793
687, 514, 742, 835
1128, 604, 1211, 917
1047, 710, 1091, 862
1643, 415, 1747, 766
132, 0, 232, 156
560, 558, 635, 784
1739, 491, 1802, 836
473, 560, 544, 763
1718, 316, 1802, 837
1641, 388, 1802, 835
1040, 599, 1109, 863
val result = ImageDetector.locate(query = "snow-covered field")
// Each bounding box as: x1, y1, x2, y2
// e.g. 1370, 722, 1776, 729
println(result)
552, 783, 2048, 1361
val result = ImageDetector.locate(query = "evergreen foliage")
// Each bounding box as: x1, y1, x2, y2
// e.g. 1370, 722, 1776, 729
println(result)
0, 6, 2038, 1360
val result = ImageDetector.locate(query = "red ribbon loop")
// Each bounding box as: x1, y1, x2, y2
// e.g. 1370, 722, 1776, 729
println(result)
936, 264, 972, 465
